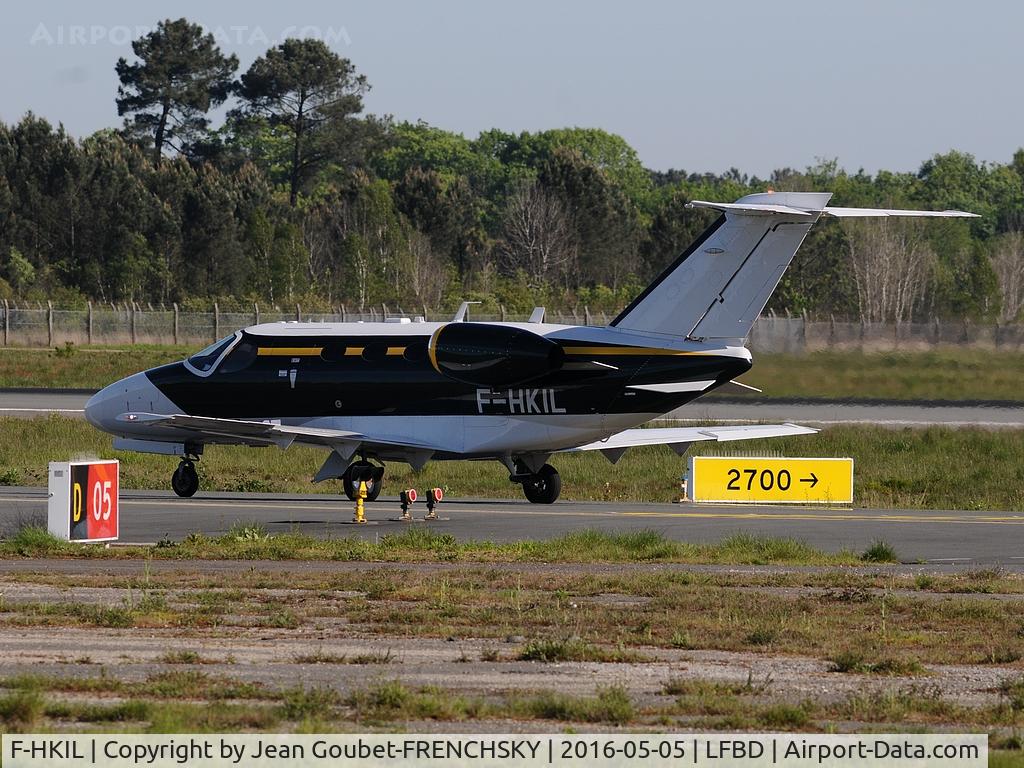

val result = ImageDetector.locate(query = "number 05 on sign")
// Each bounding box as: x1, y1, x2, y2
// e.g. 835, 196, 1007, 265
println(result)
687, 456, 853, 504
47, 460, 119, 542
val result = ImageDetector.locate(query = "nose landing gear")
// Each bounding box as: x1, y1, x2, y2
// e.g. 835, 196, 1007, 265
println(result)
171, 459, 200, 498
343, 460, 384, 502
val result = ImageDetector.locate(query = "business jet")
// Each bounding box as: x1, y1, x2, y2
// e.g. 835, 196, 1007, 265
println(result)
84, 192, 975, 503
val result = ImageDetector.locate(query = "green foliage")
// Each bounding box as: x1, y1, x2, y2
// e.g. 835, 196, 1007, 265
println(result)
115, 18, 238, 165
0, 21, 1020, 318
862, 540, 900, 563
6, 247, 35, 292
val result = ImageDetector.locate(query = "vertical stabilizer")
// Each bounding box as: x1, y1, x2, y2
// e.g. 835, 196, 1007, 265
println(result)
610, 192, 831, 342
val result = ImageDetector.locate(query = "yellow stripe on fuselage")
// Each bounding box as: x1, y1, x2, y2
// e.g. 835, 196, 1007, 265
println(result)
256, 347, 323, 356
344, 347, 365, 356
386, 346, 406, 356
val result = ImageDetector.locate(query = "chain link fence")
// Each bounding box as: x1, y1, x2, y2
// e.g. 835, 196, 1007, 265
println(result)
1, 301, 1021, 353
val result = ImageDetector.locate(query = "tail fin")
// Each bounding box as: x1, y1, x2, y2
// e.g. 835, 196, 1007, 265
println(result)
610, 191, 978, 343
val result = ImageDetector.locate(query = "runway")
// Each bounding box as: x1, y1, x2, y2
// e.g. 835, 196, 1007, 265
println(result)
3, 389, 1024, 427
1, 486, 1021, 565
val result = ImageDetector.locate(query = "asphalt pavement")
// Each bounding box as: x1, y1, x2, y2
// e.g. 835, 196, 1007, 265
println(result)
1, 487, 1021, 565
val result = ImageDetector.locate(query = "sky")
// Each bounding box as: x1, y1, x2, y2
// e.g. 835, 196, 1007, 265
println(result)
0, 0, 1020, 178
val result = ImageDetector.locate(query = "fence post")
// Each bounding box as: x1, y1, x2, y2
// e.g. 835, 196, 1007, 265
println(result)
173, 303, 179, 345
2, 299, 7, 346
130, 302, 137, 345
381, 303, 388, 320
87, 301, 93, 345
47, 301, 53, 347
295, 303, 301, 322
500, 305, 506, 322
254, 302, 259, 326
584, 305, 591, 325
341, 304, 347, 322
213, 302, 220, 341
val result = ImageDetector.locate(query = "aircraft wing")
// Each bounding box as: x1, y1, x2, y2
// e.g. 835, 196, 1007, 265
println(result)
569, 423, 818, 464
116, 412, 442, 454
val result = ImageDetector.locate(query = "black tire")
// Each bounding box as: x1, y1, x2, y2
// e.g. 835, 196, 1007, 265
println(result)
522, 464, 561, 504
171, 461, 199, 498
343, 462, 383, 502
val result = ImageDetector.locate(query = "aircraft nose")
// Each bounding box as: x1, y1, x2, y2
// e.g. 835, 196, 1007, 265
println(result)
85, 372, 176, 434
84, 379, 127, 432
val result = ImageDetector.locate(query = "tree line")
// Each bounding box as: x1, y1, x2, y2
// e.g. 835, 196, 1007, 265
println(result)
1, 17, 1023, 322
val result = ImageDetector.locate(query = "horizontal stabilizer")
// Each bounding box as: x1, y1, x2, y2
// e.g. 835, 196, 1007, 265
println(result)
822, 207, 979, 218
686, 201, 813, 216
615, 191, 978, 343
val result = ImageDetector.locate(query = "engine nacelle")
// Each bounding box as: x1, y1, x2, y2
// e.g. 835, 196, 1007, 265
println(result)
428, 323, 564, 386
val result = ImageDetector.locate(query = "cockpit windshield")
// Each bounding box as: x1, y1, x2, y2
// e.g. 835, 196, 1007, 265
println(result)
186, 334, 237, 373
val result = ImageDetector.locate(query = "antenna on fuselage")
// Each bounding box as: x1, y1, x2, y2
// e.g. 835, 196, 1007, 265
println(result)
528, 307, 546, 323
451, 301, 481, 322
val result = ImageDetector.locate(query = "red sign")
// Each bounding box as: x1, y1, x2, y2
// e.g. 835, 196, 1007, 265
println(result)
63, 461, 118, 542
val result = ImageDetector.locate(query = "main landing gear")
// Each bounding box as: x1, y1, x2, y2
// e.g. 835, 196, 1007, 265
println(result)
511, 461, 562, 504
343, 460, 384, 502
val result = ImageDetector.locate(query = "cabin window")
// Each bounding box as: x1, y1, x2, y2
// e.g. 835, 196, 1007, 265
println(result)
403, 343, 427, 362
218, 340, 258, 374
361, 342, 387, 362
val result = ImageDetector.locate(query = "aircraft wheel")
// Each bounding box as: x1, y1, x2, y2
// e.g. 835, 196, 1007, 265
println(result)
343, 462, 383, 502
522, 464, 561, 504
171, 460, 199, 498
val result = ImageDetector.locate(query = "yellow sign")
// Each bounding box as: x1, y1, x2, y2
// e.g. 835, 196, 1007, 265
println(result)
688, 456, 853, 504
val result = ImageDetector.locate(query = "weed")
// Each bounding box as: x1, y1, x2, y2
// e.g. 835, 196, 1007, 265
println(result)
744, 628, 777, 646
260, 609, 299, 629
758, 702, 811, 728
348, 650, 395, 665
862, 540, 900, 563
518, 638, 647, 663
161, 650, 203, 664
830, 652, 923, 676
829, 651, 866, 673
914, 574, 935, 590
279, 687, 339, 720
0, 689, 44, 727
53, 341, 77, 359
7, 525, 66, 556
984, 647, 1023, 665
515, 685, 633, 725
228, 522, 269, 542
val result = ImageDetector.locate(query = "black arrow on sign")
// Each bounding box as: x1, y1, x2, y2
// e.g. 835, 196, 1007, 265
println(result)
800, 472, 819, 488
